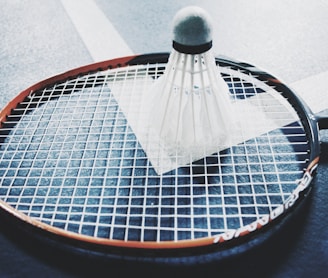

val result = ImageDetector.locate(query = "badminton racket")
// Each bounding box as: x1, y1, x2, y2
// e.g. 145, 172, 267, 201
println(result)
0, 53, 327, 260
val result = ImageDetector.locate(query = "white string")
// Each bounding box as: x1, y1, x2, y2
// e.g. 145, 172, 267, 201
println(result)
0, 62, 309, 243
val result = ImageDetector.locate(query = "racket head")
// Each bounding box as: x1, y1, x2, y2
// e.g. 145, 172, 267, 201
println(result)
0, 53, 320, 261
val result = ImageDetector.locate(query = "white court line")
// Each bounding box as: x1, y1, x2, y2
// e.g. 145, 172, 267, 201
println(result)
60, 0, 327, 114
61, 0, 327, 173
60, 0, 133, 61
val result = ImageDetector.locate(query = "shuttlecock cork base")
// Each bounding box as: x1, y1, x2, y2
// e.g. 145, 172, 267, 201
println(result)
143, 6, 237, 174
172, 6, 213, 54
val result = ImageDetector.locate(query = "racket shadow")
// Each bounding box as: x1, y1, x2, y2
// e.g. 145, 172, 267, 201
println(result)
0, 185, 314, 277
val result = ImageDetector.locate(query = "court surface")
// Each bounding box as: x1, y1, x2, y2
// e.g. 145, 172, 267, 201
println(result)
1, 0, 328, 276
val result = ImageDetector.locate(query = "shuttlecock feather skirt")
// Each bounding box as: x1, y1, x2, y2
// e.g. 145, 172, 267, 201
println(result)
144, 49, 237, 173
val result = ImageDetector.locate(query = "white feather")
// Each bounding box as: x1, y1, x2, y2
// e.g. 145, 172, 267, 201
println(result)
143, 6, 238, 173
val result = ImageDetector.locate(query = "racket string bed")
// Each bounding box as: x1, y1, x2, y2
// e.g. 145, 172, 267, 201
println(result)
0, 62, 310, 244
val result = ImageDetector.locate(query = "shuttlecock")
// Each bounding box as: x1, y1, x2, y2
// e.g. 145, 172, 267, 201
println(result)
144, 6, 237, 173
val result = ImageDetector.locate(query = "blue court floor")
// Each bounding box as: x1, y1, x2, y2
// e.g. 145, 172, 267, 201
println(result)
1, 0, 328, 277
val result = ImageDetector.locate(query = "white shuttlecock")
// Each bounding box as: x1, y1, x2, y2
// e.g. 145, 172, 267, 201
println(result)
145, 6, 237, 172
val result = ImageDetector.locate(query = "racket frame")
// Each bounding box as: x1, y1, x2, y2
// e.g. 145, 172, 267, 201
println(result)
0, 53, 325, 257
